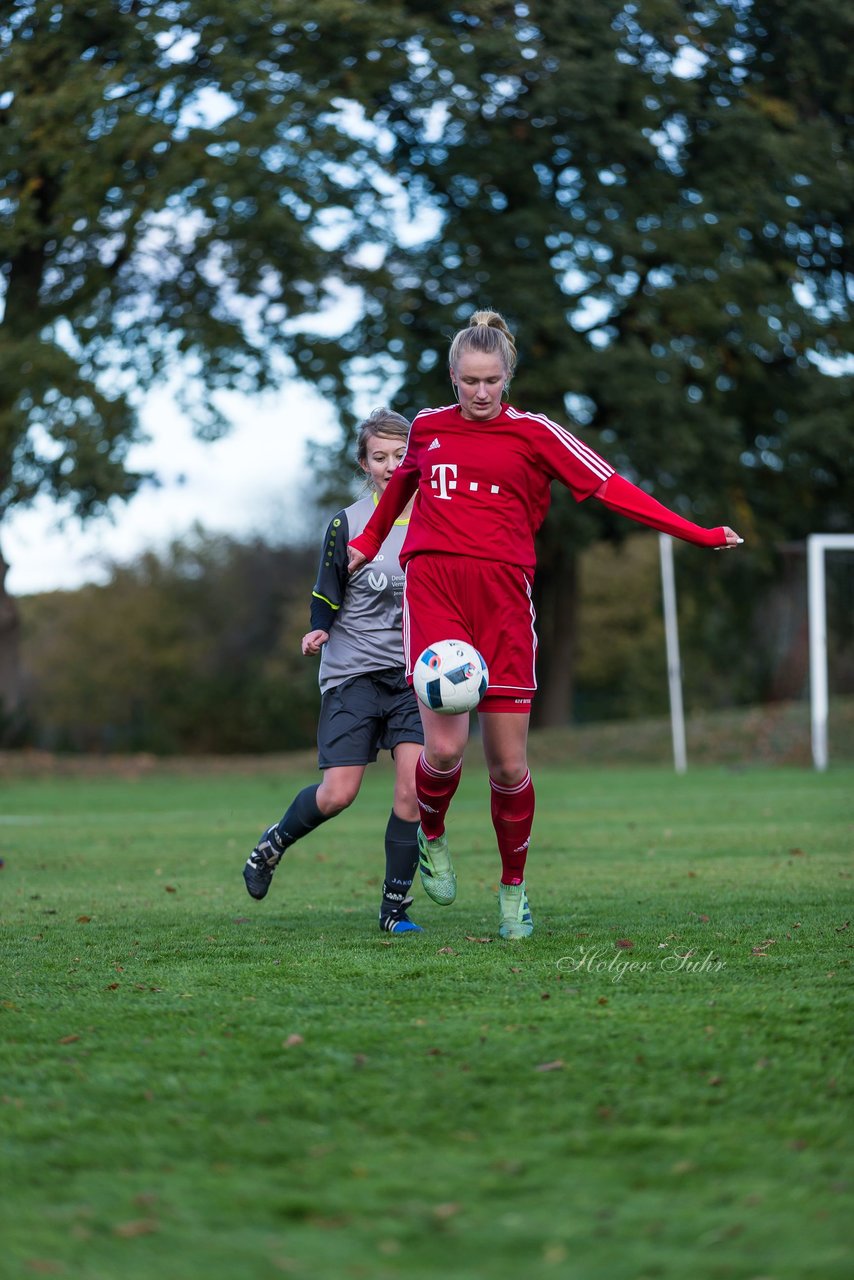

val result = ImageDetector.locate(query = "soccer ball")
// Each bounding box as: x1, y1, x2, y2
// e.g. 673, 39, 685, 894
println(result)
412, 639, 489, 715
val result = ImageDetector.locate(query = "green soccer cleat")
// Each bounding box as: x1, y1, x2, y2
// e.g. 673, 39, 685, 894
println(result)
417, 826, 457, 905
498, 881, 534, 940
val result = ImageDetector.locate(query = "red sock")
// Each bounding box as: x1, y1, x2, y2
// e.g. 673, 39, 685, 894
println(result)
416, 752, 462, 839
490, 771, 535, 885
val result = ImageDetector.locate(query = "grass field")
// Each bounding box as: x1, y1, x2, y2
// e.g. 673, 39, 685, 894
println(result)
1, 756, 852, 1280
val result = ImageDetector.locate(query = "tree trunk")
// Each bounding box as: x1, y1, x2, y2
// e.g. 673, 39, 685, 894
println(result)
531, 548, 578, 729
0, 546, 22, 741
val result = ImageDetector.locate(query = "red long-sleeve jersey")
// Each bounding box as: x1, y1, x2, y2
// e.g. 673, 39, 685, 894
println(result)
349, 403, 727, 573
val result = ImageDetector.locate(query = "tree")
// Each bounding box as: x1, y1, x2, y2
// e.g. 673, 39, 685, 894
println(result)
20, 529, 321, 752
5, 2, 852, 738
310, 0, 853, 724
0, 0, 420, 731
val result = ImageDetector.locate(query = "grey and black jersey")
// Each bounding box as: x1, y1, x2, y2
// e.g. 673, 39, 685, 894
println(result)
310, 494, 410, 694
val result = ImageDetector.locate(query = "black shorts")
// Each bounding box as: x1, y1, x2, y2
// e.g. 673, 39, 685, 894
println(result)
317, 668, 424, 769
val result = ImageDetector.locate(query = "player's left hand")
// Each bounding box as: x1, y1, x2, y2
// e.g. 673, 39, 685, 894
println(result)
716, 526, 744, 550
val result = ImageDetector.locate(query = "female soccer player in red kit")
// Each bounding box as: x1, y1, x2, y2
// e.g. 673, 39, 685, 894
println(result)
348, 311, 743, 940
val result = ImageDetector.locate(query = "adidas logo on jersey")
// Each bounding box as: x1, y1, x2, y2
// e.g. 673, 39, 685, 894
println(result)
427, 437, 441, 451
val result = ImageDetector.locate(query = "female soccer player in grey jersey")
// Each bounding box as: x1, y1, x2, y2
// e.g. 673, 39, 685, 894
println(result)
242, 409, 425, 934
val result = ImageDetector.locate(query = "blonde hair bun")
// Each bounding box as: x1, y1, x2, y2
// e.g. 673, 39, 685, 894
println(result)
449, 309, 517, 382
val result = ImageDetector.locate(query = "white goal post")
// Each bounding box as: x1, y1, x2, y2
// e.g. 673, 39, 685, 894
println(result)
658, 535, 687, 774
808, 533, 854, 772
659, 531, 853, 774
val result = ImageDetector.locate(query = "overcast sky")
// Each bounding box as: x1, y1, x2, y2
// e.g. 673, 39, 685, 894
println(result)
4, 380, 343, 596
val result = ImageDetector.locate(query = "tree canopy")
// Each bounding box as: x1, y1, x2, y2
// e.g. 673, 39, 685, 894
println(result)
2, 1, 852, 734
0, 0, 420, 723
306, 0, 853, 720
321, 0, 852, 546
0, 0, 416, 523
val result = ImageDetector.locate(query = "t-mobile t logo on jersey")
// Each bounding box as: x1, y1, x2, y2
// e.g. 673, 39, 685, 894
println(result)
430, 463, 500, 500
430, 463, 457, 499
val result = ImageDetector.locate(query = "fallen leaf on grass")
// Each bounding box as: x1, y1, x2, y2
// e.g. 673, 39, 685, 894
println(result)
283, 1034, 304, 1048
57, 1034, 80, 1045
835, 921, 850, 933
76, 916, 91, 924
164, 885, 177, 894
436, 947, 458, 956
534, 1060, 564, 1072
113, 1219, 158, 1238
433, 1203, 461, 1220
464, 935, 492, 944
615, 939, 634, 950
24, 1261, 64, 1275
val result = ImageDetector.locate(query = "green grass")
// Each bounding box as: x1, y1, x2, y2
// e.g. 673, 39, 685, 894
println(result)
1, 759, 852, 1280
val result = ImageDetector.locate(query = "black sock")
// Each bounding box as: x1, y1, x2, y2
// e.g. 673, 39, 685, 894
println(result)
275, 785, 330, 848
381, 811, 420, 910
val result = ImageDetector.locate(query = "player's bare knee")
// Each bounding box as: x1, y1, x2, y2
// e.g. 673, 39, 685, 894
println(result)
318, 786, 359, 815
393, 789, 419, 821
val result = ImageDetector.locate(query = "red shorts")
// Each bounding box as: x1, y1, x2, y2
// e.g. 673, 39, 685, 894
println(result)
403, 553, 537, 714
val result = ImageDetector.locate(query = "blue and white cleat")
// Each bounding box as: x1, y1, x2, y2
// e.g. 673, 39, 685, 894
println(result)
379, 897, 423, 934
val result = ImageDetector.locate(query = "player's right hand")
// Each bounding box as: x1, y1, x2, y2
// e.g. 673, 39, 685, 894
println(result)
301, 629, 329, 655
347, 547, 367, 575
